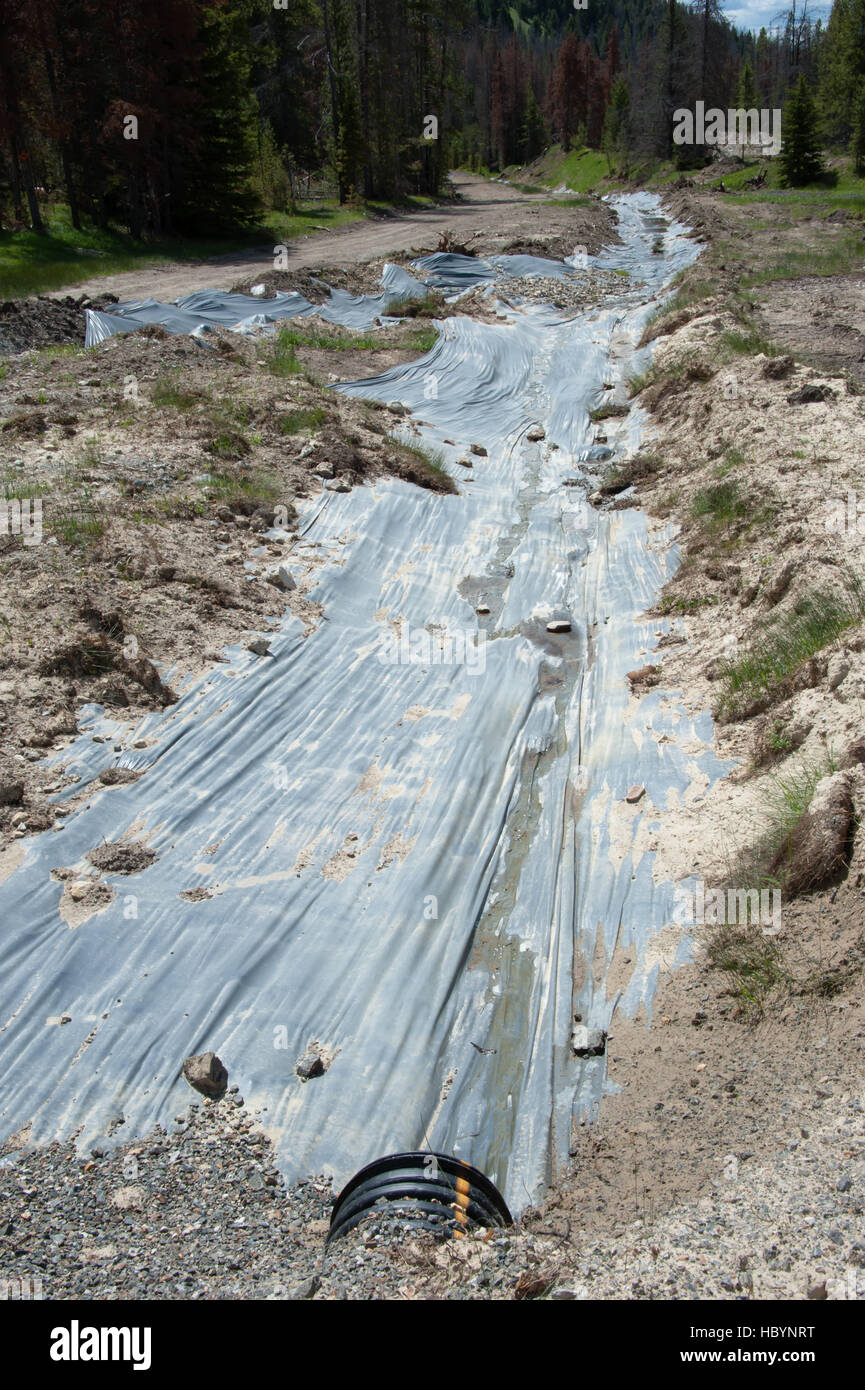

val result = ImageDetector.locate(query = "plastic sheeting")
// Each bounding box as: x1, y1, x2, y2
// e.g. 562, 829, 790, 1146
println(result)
84, 264, 431, 347
0, 195, 725, 1210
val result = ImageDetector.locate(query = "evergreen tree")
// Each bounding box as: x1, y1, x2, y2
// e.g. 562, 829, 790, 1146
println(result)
735, 61, 759, 156
780, 73, 824, 184
851, 79, 865, 172
602, 74, 631, 173
521, 82, 547, 162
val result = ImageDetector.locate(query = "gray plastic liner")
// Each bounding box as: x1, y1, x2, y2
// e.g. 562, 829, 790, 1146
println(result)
0, 195, 724, 1211
84, 263, 430, 347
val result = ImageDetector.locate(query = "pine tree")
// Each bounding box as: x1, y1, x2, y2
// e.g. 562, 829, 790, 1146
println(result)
780, 74, 825, 184
735, 61, 760, 156
851, 79, 865, 172
602, 74, 631, 173
521, 82, 547, 163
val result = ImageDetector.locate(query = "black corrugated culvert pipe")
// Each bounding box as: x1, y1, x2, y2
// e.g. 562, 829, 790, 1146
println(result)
328, 1151, 513, 1243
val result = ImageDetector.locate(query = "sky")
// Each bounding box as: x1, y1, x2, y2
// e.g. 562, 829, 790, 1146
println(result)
725, 0, 831, 34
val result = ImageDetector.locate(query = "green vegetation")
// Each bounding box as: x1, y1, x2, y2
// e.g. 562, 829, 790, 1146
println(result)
717, 575, 865, 720
0, 202, 363, 299
691, 481, 751, 532
204, 467, 280, 506
151, 374, 204, 411
278, 407, 327, 435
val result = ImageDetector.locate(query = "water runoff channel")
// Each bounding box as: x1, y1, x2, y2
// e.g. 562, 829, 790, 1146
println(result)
0, 193, 730, 1214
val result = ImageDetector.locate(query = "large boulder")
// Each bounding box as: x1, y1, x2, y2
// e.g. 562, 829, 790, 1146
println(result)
182, 1051, 228, 1098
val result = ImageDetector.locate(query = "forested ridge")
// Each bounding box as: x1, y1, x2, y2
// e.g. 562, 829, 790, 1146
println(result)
1, 0, 864, 239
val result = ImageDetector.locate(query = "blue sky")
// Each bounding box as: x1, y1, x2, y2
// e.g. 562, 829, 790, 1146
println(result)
725, 0, 831, 34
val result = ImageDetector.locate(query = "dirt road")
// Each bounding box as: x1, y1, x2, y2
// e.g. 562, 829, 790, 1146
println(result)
47, 173, 554, 304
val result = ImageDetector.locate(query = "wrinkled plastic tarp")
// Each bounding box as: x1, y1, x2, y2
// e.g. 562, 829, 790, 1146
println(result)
84, 264, 430, 347
0, 195, 721, 1211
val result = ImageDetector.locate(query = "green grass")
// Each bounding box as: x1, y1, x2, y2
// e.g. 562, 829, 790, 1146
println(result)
722, 326, 779, 357
1, 471, 51, 500
589, 402, 630, 422
691, 480, 751, 531
540, 147, 614, 193
278, 406, 327, 435
385, 435, 456, 493
150, 374, 204, 410
264, 327, 303, 377
204, 466, 280, 505
50, 504, 106, 547
272, 325, 382, 352
742, 231, 865, 288
0, 201, 364, 298
406, 325, 438, 353
717, 574, 865, 719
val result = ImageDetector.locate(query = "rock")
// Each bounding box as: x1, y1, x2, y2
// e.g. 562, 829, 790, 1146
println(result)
266, 565, 296, 592
572, 1025, 606, 1057
312, 462, 335, 479
98, 766, 141, 786
182, 1051, 228, 1098
109, 1185, 148, 1211
215, 506, 234, 523
786, 383, 835, 405
762, 355, 794, 379
386, 402, 408, 416
626, 664, 660, 689
546, 619, 572, 633
287, 1275, 320, 1300
526, 425, 546, 441
625, 785, 645, 804
0, 780, 24, 806
827, 652, 850, 691
476, 604, 491, 614
469, 443, 487, 456
246, 638, 271, 657
768, 770, 853, 894
296, 1049, 325, 1081
325, 478, 351, 492
836, 1175, 853, 1192
456, 457, 474, 468
69, 879, 92, 901
807, 1281, 828, 1300
704, 562, 726, 581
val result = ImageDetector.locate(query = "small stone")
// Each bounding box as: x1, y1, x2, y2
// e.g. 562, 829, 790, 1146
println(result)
456, 457, 474, 468
266, 565, 296, 592
0, 780, 24, 806
807, 1281, 828, 1300
469, 443, 487, 456
836, 1175, 853, 1192
246, 638, 271, 657
572, 1025, 606, 1057
526, 425, 546, 442
546, 619, 572, 633
296, 1049, 325, 1081
625, 785, 645, 804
